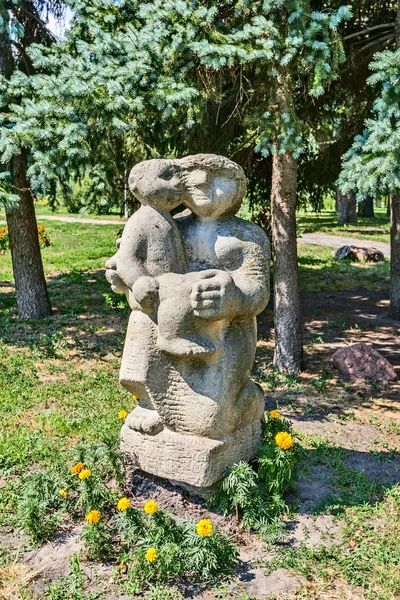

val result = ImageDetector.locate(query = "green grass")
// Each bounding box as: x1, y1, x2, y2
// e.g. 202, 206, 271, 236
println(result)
297, 209, 390, 243
269, 485, 400, 600
298, 243, 390, 292
0, 220, 397, 599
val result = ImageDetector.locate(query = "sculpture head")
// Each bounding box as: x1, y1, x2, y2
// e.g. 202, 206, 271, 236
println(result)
128, 158, 184, 211
178, 154, 246, 219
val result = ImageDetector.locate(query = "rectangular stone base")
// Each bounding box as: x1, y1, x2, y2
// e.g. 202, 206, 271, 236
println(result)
120, 421, 261, 492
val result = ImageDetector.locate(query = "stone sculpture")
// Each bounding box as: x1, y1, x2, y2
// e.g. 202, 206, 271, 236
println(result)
105, 154, 270, 492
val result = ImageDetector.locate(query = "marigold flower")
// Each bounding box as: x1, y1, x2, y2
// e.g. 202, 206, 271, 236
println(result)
132, 395, 138, 401
71, 462, 84, 474
85, 510, 101, 524
196, 519, 213, 537
143, 500, 158, 515
145, 547, 157, 562
59, 488, 67, 498
275, 431, 294, 450
117, 562, 124, 571
117, 497, 131, 511
119, 409, 128, 419
269, 410, 280, 419
78, 468, 91, 480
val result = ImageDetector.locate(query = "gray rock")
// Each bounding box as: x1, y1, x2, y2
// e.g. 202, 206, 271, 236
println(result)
333, 245, 384, 262
332, 342, 397, 382
105, 154, 271, 493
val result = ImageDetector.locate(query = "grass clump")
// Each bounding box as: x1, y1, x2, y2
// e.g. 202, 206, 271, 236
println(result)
209, 411, 298, 542
268, 485, 400, 600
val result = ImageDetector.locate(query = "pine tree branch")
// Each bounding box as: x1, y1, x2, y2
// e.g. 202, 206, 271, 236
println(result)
344, 23, 395, 42
352, 34, 395, 57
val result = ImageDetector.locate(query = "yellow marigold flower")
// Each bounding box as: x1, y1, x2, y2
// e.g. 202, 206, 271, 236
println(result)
145, 547, 157, 562
71, 461, 84, 474
59, 488, 67, 498
269, 410, 280, 419
85, 510, 101, 524
275, 431, 294, 450
132, 395, 138, 401
78, 468, 91, 480
119, 409, 128, 419
117, 497, 131, 511
196, 519, 213, 537
117, 563, 124, 571
143, 500, 158, 515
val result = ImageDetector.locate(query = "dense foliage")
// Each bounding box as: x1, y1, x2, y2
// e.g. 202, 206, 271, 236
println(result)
339, 48, 400, 196
0, 0, 350, 213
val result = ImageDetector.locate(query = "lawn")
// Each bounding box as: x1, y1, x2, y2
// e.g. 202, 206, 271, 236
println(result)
297, 209, 390, 244
0, 220, 399, 600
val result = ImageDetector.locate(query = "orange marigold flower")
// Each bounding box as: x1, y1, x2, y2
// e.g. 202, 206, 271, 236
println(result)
269, 410, 280, 419
117, 497, 131, 511
78, 468, 91, 480
143, 500, 158, 515
85, 510, 101, 524
145, 547, 157, 562
118, 409, 128, 419
71, 462, 85, 474
275, 431, 294, 450
196, 519, 213, 537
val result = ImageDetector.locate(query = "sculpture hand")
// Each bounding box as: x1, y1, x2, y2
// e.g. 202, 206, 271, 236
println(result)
190, 270, 238, 320
131, 276, 159, 311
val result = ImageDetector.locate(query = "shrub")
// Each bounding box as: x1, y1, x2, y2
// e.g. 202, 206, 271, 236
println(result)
0, 224, 52, 251
209, 410, 298, 542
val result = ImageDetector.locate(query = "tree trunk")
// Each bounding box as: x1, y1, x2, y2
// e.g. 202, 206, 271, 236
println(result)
358, 195, 375, 218
271, 151, 302, 374
337, 191, 357, 224
0, 9, 52, 319
390, 194, 400, 319
6, 151, 52, 318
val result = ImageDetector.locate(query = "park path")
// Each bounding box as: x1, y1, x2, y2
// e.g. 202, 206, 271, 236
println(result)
298, 232, 390, 258
0, 214, 391, 257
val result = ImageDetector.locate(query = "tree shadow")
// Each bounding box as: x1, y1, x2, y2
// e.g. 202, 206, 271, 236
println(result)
0, 268, 129, 359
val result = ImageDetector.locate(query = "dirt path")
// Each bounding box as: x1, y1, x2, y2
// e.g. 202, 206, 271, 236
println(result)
299, 232, 390, 258
0, 214, 126, 226
0, 214, 391, 258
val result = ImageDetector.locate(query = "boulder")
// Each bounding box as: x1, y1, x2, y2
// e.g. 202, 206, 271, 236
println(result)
332, 342, 397, 382
333, 245, 384, 262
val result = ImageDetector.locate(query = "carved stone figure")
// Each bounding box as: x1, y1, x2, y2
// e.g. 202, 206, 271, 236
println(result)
105, 154, 270, 492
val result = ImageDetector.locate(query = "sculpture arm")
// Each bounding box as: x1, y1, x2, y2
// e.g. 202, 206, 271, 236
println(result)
191, 230, 270, 321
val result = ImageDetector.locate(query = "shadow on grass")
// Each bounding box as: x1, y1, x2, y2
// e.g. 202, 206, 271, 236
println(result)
0, 269, 129, 359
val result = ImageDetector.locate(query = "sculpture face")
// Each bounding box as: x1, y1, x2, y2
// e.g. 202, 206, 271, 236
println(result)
183, 168, 240, 218
129, 159, 183, 211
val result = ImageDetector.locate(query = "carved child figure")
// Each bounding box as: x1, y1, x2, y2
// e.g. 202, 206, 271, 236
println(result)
106, 159, 223, 358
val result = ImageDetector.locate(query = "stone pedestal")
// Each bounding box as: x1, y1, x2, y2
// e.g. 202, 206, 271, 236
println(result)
121, 421, 262, 492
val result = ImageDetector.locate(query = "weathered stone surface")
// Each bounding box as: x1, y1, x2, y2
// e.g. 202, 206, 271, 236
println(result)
333, 245, 384, 262
332, 342, 397, 382
121, 421, 261, 490
105, 154, 270, 492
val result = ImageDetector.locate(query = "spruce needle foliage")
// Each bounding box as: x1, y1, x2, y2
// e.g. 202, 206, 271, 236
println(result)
0, 0, 350, 212
339, 48, 400, 196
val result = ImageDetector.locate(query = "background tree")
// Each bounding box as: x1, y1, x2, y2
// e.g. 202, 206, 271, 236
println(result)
339, 13, 400, 319
0, 0, 350, 374
0, 0, 66, 318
